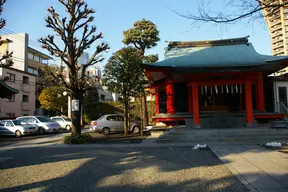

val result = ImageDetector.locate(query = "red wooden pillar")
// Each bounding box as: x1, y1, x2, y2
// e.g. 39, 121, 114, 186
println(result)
192, 83, 200, 128
155, 87, 159, 115
245, 79, 254, 126
239, 85, 242, 111
166, 80, 175, 114
257, 72, 265, 112
255, 82, 259, 110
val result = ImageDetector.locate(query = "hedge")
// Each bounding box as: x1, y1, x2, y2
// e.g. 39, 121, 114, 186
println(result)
84, 100, 156, 124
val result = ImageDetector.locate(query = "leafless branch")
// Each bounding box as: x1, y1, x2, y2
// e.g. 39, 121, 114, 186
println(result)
169, 0, 288, 26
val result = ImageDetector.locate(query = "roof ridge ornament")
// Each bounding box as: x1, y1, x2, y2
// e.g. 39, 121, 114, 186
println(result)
166, 36, 250, 48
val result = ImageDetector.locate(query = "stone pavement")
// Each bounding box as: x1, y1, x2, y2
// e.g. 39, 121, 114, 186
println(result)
210, 144, 288, 192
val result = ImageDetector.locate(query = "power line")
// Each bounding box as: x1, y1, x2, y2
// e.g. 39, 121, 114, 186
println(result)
1, 28, 43, 48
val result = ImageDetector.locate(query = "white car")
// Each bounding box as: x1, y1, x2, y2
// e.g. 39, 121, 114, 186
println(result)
0, 119, 38, 137
51, 116, 72, 131
16, 116, 60, 134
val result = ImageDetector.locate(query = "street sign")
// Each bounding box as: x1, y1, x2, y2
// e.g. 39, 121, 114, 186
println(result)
71, 100, 79, 111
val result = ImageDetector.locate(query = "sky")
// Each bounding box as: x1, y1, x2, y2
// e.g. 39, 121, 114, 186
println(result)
2, 0, 271, 69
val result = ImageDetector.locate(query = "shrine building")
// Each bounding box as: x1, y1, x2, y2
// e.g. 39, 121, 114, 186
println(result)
142, 37, 288, 128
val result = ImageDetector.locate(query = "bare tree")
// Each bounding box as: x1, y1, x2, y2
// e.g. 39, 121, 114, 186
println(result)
39, 0, 109, 135
0, 0, 13, 67
170, 0, 288, 26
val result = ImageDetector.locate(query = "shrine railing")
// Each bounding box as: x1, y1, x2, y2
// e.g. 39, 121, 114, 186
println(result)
276, 102, 288, 123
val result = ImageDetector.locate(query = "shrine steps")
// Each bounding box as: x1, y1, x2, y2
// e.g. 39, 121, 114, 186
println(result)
155, 127, 288, 144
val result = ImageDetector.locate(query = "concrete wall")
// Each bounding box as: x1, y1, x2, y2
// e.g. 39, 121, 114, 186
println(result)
0, 67, 36, 117
1, 33, 28, 72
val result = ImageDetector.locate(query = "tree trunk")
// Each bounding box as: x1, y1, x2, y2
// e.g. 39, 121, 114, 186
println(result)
139, 95, 143, 131
123, 97, 129, 135
142, 88, 149, 128
71, 93, 82, 136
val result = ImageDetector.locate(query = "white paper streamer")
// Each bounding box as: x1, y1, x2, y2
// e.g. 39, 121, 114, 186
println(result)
235, 84, 238, 93
205, 85, 207, 94
226, 84, 229, 93
231, 85, 234, 94
215, 85, 218, 94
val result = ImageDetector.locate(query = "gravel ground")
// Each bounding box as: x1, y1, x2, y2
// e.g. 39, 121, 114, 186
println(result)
0, 146, 249, 192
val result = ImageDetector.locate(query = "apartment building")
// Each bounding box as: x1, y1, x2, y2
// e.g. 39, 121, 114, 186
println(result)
261, 0, 288, 75
0, 67, 36, 117
262, 0, 288, 56
0, 33, 53, 118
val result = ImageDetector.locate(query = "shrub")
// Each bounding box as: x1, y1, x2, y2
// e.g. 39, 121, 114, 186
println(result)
63, 133, 93, 144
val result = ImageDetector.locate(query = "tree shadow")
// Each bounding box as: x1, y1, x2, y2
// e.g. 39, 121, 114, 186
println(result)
0, 146, 252, 192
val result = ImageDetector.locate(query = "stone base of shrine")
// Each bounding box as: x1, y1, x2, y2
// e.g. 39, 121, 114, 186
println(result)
153, 112, 285, 129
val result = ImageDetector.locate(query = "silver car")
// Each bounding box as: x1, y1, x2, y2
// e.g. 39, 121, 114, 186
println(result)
51, 116, 72, 131
16, 116, 60, 134
0, 119, 38, 137
90, 114, 140, 135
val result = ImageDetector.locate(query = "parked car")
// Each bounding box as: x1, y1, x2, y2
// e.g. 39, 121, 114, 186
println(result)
0, 119, 38, 137
90, 114, 140, 135
16, 116, 60, 134
51, 116, 72, 131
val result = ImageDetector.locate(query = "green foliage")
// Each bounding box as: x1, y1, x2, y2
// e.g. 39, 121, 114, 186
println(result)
38, 86, 67, 114
123, 19, 160, 53
83, 101, 156, 124
102, 47, 143, 95
63, 133, 93, 144
83, 88, 99, 123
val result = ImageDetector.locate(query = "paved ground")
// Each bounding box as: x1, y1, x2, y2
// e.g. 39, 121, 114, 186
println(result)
0, 146, 248, 192
210, 144, 288, 192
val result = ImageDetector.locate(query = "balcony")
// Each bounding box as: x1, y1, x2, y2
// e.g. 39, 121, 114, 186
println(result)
21, 102, 31, 111
273, 48, 285, 55
271, 30, 283, 38
20, 83, 32, 93
28, 58, 48, 68
273, 42, 284, 49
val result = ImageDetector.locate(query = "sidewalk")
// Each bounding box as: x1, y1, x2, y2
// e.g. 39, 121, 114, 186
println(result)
210, 144, 288, 192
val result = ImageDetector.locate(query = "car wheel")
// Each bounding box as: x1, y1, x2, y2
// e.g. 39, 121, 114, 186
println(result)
15, 130, 22, 138
102, 127, 110, 135
38, 127, 45, 135
65, 125, 71, 131
132, 126, 140, 134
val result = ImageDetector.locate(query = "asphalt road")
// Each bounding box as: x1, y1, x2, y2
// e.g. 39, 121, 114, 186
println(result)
0, 146, 249, 192
0, 130, 71, 147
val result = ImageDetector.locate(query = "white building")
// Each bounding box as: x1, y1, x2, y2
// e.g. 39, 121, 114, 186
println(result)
0, 33, 51, 117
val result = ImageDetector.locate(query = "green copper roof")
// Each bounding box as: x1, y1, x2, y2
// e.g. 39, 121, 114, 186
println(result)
0, 80, 19, 99
144, 37, 288, 69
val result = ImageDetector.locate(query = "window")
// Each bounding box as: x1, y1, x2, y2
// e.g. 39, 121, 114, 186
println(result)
28, 52, 34, 59
6, 121, 13, 126
101, 94, 105, 101
106, 115, 117, 121
36, 116, 53, 122
28, 67, 38, 75
34, 55, 39, 62
23, 76, 29, 84
7, 73, 15, 82
117, 115, 124, 121
8, 95, 15, 102
22, 117, 37, 124
0, 121, 5, 126
22, 95, 29, 102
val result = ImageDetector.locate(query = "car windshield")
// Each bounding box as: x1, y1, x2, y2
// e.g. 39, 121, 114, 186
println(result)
36, 116, 53, 122
12, 120, 27, 125
64, 118, 71, 122
97, 116, 105, 120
